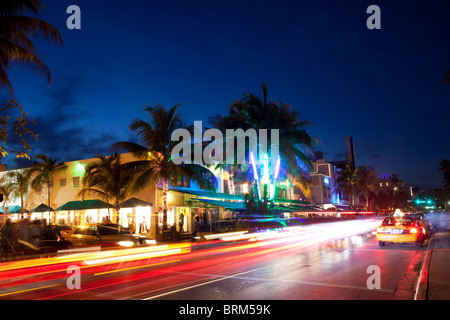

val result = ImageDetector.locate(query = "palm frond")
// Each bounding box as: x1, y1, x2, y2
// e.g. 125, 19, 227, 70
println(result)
0, 0, 43, 16
0, 0, 62, 93
111, 141, 149, 159
0, 16, 63, 45
178, 164, 217, 191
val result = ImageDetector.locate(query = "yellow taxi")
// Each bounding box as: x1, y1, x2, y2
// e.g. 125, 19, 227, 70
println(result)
377, 216, 426, 248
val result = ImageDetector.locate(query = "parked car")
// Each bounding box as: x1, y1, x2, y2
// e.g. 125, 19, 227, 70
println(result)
59, 225, 74, 239
70, 223, 152, 248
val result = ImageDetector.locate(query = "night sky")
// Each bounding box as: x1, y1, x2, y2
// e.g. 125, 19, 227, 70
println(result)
1, 0, 450, 190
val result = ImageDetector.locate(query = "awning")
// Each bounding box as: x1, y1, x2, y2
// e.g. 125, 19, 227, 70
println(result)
169, 187, 244, 201
274, 197, 312, 206
56, 199, 111, 211
31, 203, 54, 212
273, 204, 300, 212
196, 199, 246, 211
120, 197, 153, 208
274, 198, 324, 212
5, 206, 29, 214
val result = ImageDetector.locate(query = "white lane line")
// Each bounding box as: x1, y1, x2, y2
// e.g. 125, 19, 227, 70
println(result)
142, 265, 392, 300
142, 267, 268, 300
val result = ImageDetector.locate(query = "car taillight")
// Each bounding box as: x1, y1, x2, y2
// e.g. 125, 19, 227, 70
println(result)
377, 227, 384, 233
410, 228, 418, 234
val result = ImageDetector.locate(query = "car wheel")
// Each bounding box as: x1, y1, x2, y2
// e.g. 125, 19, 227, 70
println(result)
378, 241, 385, 247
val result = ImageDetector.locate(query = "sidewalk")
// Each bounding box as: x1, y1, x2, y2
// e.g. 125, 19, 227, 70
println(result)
418, 212, 450, 300
425, 228, 450, 300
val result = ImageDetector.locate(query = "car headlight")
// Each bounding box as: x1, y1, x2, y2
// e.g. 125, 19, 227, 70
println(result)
118, 241, 135, 247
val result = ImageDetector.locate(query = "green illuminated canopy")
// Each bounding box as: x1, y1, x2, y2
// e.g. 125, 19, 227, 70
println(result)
56, 199, 111, 211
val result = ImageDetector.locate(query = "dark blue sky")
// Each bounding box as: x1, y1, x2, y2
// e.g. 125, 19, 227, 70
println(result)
2, 0, 450, 189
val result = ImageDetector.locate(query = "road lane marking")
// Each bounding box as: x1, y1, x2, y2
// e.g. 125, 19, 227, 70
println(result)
142, 267, 268, 300
94, 260, 180, 276
35, 258, 182, 300
142, 264, 393, 300
391, 250, 426, 300
414, 248, 432, 300
0, 259, 180, 299
0, 283, 61, 297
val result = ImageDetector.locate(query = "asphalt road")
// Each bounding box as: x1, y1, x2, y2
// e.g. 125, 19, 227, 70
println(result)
0, 218, 429, 301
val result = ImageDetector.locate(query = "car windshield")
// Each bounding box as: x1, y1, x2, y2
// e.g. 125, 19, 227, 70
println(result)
381, 218, 415, 227
73, 227, 87, 235
97, 224, 129, 235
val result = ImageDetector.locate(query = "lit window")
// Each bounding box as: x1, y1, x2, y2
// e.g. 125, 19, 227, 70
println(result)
72, 176, 80, 189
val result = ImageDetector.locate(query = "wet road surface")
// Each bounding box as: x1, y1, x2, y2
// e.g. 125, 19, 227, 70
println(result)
0, 218, 429, 300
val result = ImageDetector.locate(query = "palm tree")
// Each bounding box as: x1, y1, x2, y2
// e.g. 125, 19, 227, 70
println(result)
78, 153, 136, 223
335, 163, 361, 208
0, 176, 13, 212
5, 168, 30, 218
210, 83, 316, 206
357, 167, 377, 210
112, 104, 216, 232
444, 70, 450, 85
0, 0, 63, 94
29, 154, 67, 221
439, 159, 450, 194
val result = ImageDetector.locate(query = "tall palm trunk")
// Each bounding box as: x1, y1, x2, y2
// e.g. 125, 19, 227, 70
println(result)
113, 201, 120, 224
20, 191, 24, 220
48, 180, 52, 222
365, 192, 370, 210
162, 178, 168, 230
